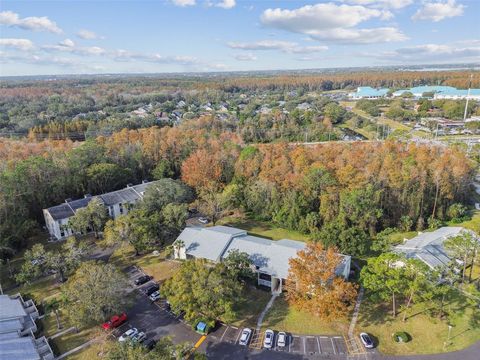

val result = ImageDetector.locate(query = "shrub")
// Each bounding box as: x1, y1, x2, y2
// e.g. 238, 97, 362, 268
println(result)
393, 331, 410, 343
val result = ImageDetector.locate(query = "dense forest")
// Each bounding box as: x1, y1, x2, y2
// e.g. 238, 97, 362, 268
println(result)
0, 122, 475, 258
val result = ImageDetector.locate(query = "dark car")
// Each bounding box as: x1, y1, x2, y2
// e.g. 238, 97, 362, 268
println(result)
134, 275, 152, 286
144, 284, 160, 296
143, 338, 156, 351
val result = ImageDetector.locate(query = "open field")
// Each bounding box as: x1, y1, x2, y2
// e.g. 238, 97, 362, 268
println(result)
218, 216, 310, 242
357, 290, 480, 355
261, 295, 349, 335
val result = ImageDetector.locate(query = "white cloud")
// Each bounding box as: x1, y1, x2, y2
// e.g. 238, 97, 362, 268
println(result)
412, 0, 464, 22
0, 38, 34, 51
42, 40, 106, 56
172, 0, 196, 7
341, 0, 413, 9
228, 40, 328, 53
260, 3, 405, 44
367, 43, 480, 62
215, 0, 236, 9
0, 10, 62, 33
77, 29, 101, 40
59, 39, 75, 47
234, 53, 257, 61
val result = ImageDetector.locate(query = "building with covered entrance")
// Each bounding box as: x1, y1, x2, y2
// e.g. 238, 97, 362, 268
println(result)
173, 225, 351, 294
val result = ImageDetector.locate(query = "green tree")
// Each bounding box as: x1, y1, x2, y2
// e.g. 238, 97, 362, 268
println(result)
104, 209, 159, 256
161, 259, 243, 324
106, 337, 191, 360
447, 203, 467, 222
444, 231, 479, 282
62, 261, 129, 328
86, 162, 132, 194
223, 249, 255, 281
140, 178, 193, 214
162, 203, 188, 233
400, 259, 432, 322
151, 159, 175, 179
361, 253, 407, 317
68, 198, 108, 238
323, 103, 346, 124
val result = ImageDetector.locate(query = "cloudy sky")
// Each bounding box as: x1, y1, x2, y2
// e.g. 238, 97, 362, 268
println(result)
0, 0, 479, 76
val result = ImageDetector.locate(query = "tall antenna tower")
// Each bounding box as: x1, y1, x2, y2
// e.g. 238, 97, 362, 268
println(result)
463, 73, 473, 121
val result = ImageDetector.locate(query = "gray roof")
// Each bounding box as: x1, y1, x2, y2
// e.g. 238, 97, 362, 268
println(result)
176, 226, 349, 279
0, 295, 27, 320
394, 227, 469, 268
45, 181, 162, 220
0, 335, 40, 360
177, 226, 247, 262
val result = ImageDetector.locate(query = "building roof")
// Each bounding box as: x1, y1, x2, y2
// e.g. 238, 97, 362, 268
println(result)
177, 226, 350, 279
394, 227, 468, 268
393, 86, 480, 97
176, 226, 247, 262
350, 86, 389, 98
44, 181, 162, 220
0, 295, 27, 321
0, 335, 41, 360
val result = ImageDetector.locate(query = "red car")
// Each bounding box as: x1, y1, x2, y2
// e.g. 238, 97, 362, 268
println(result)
102, 313, 127, 330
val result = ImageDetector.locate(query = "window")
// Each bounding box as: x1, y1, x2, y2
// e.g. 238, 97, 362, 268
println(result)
119, 203, 123, 214
259, 273, 271, 281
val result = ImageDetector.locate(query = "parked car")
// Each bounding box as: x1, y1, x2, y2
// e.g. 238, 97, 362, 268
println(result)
144, 284, 159, 296
134, 275, 152, 286
277, 331, 287, 348
360, 332, 374, 349
143, 338, 156, 351
239, 328, 252, 346
263, 329, 274, 349
131, 331, 146, 344
118, 328, 138, 342
102, 313, 127, 330
198, 217, 209, 224
149, 290, 161, 302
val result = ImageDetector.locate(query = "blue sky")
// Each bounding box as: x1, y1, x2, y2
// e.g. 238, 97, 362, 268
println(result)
0, 0, 479, 75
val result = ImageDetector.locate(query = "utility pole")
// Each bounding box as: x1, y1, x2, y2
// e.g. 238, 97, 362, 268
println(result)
463, 74, 473, 121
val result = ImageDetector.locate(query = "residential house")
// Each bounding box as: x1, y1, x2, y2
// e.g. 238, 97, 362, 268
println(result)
0, 294, 54, 360
43, 180, 161, 240
173, 226, 351, 294
348, 87, 389, 99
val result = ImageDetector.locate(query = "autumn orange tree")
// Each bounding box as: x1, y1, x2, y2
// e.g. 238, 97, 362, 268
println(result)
285, 242, 358, 321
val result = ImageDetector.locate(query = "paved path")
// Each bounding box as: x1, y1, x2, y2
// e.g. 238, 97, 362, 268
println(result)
55, 338, 97, 360
348, 287, 364, 338
256, 294, 278, 331
49, 326, 76, 340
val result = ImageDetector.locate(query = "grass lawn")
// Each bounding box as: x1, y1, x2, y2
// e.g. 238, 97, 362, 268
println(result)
51, 326, 101, 355
229, 285, 272, 328
218, 216, 310, 242
261, 295, 349, 335
448, 209, 480, 232
387, 230, 418, 245
137, 256, 181, 283
357, 290, 480, 355
68, 341, 109, 360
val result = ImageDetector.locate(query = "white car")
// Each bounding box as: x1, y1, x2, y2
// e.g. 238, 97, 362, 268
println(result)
149, 290, 161, 301
238, 328, 252, 346
360, 332, 374, 349
131, 331, 146, 344
263, 329, 274, 349
198, 217, 209, 224
277, 331, 287, 348
118, 328, 138, 342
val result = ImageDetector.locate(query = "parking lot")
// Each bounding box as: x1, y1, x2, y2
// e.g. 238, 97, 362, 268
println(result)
209, 322, 348, 357
120, 265, 352, 359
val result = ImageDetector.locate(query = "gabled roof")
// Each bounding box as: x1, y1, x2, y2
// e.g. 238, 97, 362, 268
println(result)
176, 226, 247, 262
176, 226, 350, 279
394, 227, 470, 269
44, 181, 162, 220
0, 295, 27, 320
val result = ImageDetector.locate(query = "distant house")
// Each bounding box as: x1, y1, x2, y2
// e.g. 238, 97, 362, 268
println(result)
392, 86, 480, 100
348, 87, 389, 99
43, 180, 161, 240
0, 294, 54, 360
177, 100, 186, 108
296, 102, 311, 111
173, 225, 351, 294
394, 227, 477, 270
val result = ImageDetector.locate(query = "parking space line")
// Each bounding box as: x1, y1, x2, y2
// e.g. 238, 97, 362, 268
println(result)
303, 336, 306, 354
234, 328, 242, 344
316, 337, 321, 353
219, 326, 229, 342
331, 337, 337, 354
288, 336, 292, 353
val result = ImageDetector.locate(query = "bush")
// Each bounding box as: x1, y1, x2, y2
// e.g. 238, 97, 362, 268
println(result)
393, 331, 410, 343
